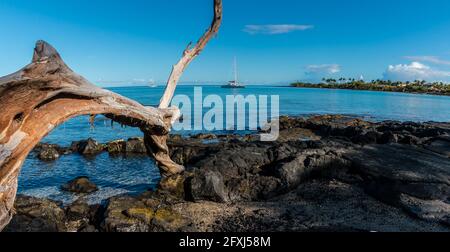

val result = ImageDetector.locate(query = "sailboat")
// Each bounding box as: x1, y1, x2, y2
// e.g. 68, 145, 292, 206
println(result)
221, 57, 245, 88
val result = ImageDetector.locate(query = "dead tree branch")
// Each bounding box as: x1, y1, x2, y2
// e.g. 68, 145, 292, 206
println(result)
159, 0, 223, 108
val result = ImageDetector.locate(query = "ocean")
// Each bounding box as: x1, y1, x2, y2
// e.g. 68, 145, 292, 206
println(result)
17, 85, 450, 204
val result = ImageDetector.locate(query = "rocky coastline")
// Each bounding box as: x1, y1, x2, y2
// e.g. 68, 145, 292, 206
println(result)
4, 115, 450, 232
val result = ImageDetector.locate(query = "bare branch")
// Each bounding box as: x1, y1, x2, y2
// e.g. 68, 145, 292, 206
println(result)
159, 0, 223, 108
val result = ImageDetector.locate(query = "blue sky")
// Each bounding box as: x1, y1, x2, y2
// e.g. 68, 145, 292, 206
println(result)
1, 0, 450, 86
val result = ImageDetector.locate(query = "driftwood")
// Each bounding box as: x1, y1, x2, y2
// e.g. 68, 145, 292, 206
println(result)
0, 0, 222, 230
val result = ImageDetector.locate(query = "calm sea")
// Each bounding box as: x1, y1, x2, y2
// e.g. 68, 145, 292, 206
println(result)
18, 85, 450, 204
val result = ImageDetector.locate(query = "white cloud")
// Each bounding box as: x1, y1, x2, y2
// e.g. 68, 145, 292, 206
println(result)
305, 64, 341, 75
383, 61, 450, 81
303, 64, 341, 82
404, 56, 450, 66
243, 24, 313, 35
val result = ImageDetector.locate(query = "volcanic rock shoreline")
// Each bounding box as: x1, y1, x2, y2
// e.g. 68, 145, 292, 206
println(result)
4, 115, 450, 232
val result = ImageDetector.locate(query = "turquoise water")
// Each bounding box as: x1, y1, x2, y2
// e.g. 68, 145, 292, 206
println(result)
39, 85, 450, 146
18, 85, 450, 204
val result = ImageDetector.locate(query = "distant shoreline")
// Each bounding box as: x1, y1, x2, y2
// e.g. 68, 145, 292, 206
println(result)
290, 82, 450, 97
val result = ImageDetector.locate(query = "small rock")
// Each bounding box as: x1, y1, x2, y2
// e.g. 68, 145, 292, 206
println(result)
61, 176, 98, 194
77, 138, 104, 155
107, 139, 126, 153
126, 137, 147, 153
38, 147, 60, 161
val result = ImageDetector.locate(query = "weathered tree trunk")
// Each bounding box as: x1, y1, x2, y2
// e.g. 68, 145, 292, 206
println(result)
0, 0, 222, 231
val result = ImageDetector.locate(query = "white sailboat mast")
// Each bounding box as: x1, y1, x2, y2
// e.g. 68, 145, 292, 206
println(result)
234, 57, 238, 85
